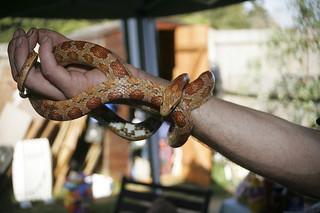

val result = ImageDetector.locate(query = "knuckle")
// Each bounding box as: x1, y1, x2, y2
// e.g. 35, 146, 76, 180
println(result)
41, 67, 52, 78
39, 62, 53, 78
38, 28, 48, 35
63, 87, 78, 98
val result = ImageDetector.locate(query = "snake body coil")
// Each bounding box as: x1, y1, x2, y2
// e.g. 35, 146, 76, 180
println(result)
18, 41, 215, 147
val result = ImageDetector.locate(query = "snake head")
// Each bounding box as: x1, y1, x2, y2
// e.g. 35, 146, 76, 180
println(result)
160, 100, 176, 117
160, 73, 189, 117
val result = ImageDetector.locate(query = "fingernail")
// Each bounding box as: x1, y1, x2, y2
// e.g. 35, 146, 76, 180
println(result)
27, 28, 35, 37
16, 37, 22, 48
13, 28, 23, 38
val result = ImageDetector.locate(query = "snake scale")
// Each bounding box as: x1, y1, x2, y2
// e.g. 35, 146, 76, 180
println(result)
17, 40, 215, 147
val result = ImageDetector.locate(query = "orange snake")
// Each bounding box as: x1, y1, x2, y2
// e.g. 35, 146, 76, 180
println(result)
17, 41, 215, 147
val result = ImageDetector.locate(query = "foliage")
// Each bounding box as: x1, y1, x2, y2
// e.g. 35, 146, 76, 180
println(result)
268, 75, 320, 127
0, 17, 103, 42
267, 0, 320, 127
172, 1, 276, 29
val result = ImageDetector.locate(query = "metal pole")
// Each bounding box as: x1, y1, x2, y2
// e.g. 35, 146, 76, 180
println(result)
122, 17, 161, 184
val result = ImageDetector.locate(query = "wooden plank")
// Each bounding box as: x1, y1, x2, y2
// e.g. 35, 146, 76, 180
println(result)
24, 118, 46, 139
53, 117, 87, 194
40, 120, 59, 138
53, 164, 69, 196
174, 25, 208, 81
83, 143, 101, 175
55, 117, 87, 169
175, 25, 208, 50
173, 25, 212, 187
51, 121, 71, 156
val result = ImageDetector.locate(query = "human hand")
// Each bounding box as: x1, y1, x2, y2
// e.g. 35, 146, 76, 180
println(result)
8, 28, 169, 101
8, 28, 110, 100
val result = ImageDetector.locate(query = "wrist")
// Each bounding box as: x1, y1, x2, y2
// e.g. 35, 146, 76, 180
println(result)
124, 63, 170, 87
190, 96, 217, 142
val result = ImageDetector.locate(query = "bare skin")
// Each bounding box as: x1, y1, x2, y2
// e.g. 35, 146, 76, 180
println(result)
8, 28, 320, 198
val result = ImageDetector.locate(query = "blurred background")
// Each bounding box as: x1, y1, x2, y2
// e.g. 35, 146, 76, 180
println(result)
0, 0, 319, 212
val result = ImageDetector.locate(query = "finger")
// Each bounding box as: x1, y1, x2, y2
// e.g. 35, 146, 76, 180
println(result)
8, 28, 25, 81
21, 29, 67, 100
23, 65, 67, 100
12, 30, 32, 81
38, 28, 70, 45
8, 28, 67, 100
38, 36, 73, 93
26, 28, 38, 52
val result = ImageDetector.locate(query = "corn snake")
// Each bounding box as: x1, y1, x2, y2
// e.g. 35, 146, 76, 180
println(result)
17, 40, 215, 147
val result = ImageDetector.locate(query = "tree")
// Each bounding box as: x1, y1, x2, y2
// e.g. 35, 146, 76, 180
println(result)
0, 17, 102, 42
172, 1, 276, 29
267, 0, 320, 128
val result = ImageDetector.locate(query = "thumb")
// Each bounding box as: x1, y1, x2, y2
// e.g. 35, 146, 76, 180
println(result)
38, 36, 72, 91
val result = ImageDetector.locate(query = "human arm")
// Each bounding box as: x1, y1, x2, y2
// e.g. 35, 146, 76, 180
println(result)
8, 28, 320, 198
191, 97, 320, 198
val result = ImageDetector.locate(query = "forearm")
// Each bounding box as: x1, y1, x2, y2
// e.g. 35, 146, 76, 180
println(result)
191, 96, 320, 198
114, 65, 320, 197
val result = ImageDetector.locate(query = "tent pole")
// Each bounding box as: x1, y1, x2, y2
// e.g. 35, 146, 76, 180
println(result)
122, 17, 161, 184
